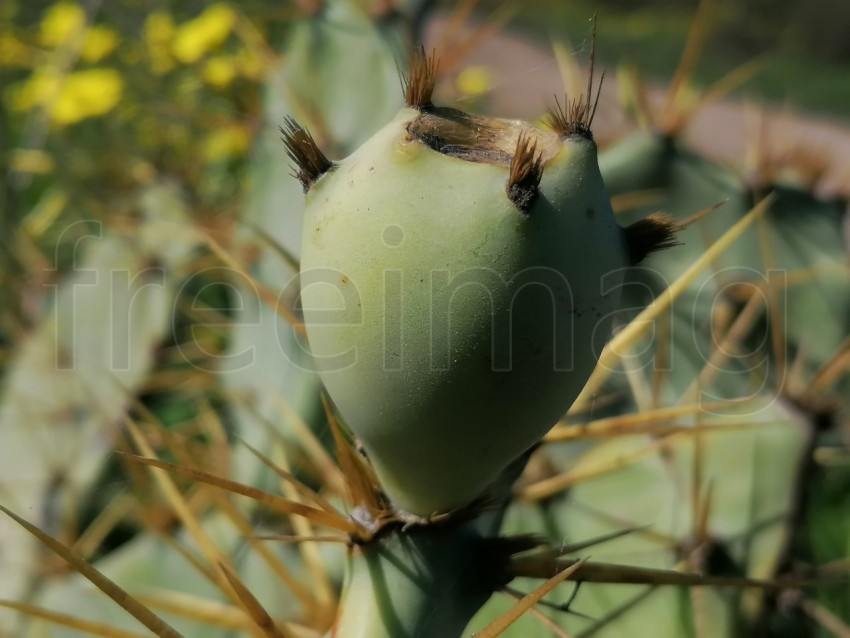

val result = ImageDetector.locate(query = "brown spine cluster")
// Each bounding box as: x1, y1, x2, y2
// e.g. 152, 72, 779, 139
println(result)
403, 47, 439, 110
506, 132, 544, 214
279, 117, 333, 193
546, 20, 604, 140
623, 213, 681, 265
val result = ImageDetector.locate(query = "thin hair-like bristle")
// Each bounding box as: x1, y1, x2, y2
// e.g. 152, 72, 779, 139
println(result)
279, 117, 333, 193
506, 132, 544, 214
624, 213, 681, 265
403, 46, 439, 110
546, 17, 604, 140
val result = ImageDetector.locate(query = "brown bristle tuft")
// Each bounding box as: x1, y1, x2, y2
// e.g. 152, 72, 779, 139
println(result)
403, 46, 439, 110
279, 117, 333, 193
546, 18, 604, 140
506, 132, 544, 214
624, 213, 681, 265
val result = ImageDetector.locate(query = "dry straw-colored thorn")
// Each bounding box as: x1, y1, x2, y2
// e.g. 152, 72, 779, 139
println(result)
321, 394, 387, 527
518, 433, 684, 502
219, 561, 292, 638
476, 559, 588, 638
660, 0, 720, 134
239, 439, 341, 515
279, 116, 333, 193
265, 437, 338, 621
497, 590, 573, 638
252, 534, 350, 544
403, 46, 439, 110
506, 132, 543, 214
117, 452, 358, 534
205, 496, 319, 618
0, 599, 151, 638
511, 557, 808, 589
134, 590, 257, 632
573, 194, 774, 411
202, 234, 306, 336
800, 597, 850, 638
512, 526, 645, 567
0, 505, 183, 638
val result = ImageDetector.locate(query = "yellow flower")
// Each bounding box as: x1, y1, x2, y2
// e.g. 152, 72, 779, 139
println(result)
39, 1, 85, 48
172, 4, 235, 64
50, 68, 123, 125
9, 68, 123, 126
81, 25, 119, 62
144, 11, 175, 75
9, 68, 62, 111
203, 55, 237, 88
202, 124, 250, 162
455, 65, 493, 98
38, 2, 118, 62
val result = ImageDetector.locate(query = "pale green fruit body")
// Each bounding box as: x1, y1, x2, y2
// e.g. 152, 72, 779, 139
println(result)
300, 108, 627, 515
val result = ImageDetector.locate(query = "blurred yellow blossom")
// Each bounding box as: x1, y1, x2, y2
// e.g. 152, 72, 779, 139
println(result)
39, 1, 85, 48
10, 68, 123, 126
37, 2, 117, 62
172, 4, 235, 64
203, 55, 237, 88
202, 124, 250, 162
144, 11, 175, 75
80, 25, 119, 62
9, 68, 62, 110
50, 68, 123, 125
456, 65, 493, 98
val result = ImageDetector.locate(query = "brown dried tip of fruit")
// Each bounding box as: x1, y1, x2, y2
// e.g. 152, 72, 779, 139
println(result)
403, 47, 439, 110
506, 132, 544, 214
280, 117, 333, 193
624, 213, 681, 265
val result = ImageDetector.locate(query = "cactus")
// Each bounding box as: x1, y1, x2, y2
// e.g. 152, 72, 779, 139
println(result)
295, 60, 640, 514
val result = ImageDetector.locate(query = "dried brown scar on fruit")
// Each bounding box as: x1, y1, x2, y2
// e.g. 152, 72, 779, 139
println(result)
506, 132, 544, 214
406, 107, 562, 166
624, 213, 681, 265
280, 116, 333, 193
403, 47, 439, 110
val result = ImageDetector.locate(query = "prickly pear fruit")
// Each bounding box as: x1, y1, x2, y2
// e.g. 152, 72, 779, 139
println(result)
292, 56, 651, 516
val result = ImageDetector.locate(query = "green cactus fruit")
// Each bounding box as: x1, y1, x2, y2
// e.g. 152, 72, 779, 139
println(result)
293, 57, 655, 516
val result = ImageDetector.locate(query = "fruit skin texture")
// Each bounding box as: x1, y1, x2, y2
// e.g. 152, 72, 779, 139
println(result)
300, 107, 628, 515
